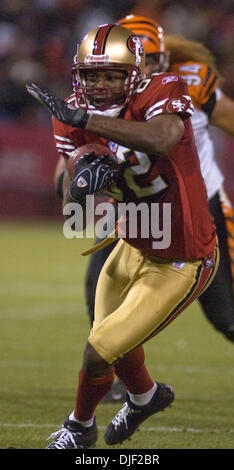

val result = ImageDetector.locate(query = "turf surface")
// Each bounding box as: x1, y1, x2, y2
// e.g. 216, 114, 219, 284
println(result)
0, 222, 233, 452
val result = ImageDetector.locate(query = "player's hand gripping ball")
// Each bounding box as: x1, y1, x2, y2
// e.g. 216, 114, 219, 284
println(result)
67, 143, 119, 203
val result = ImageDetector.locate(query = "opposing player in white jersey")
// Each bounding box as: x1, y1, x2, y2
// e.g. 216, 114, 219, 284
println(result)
164, 31, 234, 334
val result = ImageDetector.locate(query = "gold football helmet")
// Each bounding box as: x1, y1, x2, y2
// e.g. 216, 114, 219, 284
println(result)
117, 15, 169, 72
72, 24, 145, 110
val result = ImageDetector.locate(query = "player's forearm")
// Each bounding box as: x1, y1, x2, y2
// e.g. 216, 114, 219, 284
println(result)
87, 114, 158, 153
26, 84, 185, 153
86, 113, 184, 156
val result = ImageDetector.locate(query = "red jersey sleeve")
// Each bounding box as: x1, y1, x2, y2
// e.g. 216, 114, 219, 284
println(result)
52, 115, 86, 159
132, 73, 194, 122
52, 91, 110, 159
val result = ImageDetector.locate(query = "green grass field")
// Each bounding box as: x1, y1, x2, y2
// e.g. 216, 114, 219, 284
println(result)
0, 221, 233, 450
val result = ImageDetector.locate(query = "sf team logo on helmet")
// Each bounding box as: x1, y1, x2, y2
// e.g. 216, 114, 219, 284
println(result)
117, 14, 169, 72
127, 35, 144, 65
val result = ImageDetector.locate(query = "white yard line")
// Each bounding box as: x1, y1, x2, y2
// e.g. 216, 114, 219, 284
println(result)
0, 423, 233, 434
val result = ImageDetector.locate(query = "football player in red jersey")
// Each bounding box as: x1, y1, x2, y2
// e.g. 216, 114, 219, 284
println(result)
98, 14, 234, 402
27, 24, 219, 449
79, 16, 234, 403
54, 16, 234, 354
47, 15, 234, 407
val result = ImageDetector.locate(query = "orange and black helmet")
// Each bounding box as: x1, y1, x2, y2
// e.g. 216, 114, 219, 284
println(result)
117, 15, 169, 72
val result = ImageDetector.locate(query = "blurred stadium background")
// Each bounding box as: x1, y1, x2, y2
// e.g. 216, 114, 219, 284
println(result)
0, 0, 233, 218
0, 0, 233, 450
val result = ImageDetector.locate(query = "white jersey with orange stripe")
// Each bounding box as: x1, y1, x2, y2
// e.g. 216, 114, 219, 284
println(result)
170, 61, 224, 199
190, 90, 224, 200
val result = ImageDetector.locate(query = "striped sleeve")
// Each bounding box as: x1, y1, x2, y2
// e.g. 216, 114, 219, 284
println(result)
53, 134, 76, 158
145, 94, 194, 120
142, 74, 194, 121
199, 66, 219, 104
52, 93, 82, 159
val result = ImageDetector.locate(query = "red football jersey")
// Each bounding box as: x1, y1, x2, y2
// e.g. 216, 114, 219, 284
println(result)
52, 72, 216, 260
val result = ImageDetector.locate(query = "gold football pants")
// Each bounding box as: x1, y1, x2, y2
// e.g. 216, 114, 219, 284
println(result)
88, 239, 219, 365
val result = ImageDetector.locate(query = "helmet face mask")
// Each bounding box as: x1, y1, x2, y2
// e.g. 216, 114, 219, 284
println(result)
74, 65, 133, 110
72, 24, 145, 111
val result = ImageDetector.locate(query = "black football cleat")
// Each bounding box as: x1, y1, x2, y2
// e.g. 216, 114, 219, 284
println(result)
104, 382, 174, 445
46, 415, 98, 449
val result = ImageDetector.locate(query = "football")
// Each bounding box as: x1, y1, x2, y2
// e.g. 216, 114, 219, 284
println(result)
65, 143, 118, 179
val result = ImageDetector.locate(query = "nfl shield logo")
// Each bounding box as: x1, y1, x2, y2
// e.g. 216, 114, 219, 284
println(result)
77, 176, 88, 187
108, 141, 118, 153
172, 262, 185, 270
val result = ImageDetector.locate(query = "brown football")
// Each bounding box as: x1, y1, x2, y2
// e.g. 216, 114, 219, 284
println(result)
65, 143, 118, 179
